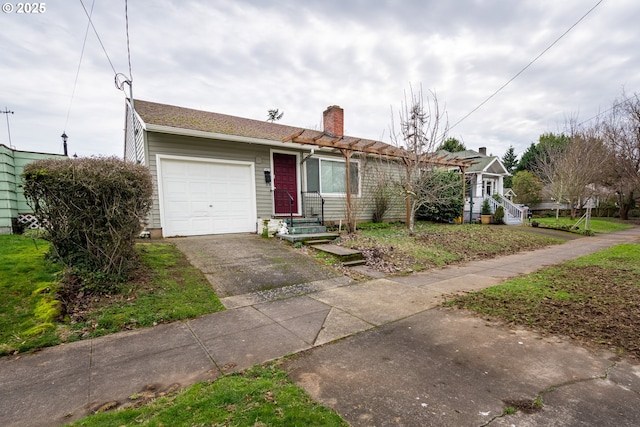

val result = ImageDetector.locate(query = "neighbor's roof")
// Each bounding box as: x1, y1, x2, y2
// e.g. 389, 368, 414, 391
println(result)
438, 149, 507, 174
133, 99, 470, 167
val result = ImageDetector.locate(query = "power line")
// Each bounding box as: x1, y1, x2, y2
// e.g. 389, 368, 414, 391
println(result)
78, 0, 117, 75
64, 0, 95, 138
576, 92, 638, 128
449, 0, 604, 132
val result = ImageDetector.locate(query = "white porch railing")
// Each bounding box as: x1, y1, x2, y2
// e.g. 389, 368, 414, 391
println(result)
487, 196, 525, 225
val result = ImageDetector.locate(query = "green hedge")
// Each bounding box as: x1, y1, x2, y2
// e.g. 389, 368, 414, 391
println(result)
22, 157, 153, 293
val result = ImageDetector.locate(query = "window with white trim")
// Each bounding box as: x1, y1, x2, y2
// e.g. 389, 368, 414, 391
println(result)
306, 157, 359, 195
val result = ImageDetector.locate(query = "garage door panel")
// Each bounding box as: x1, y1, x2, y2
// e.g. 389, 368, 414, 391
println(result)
165, 180, 188, 196
163, 161, 190, 177
165, 201, 189, 216
190, 201, 212, 216
189, 163, 211, 178
160, 158, 255, 237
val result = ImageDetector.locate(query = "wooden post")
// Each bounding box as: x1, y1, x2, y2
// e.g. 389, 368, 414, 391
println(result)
342, 149, 354, 232
460, 166, 466, 222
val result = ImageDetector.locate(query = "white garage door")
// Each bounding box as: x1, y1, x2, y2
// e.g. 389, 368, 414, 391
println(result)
159, 157, 256, 237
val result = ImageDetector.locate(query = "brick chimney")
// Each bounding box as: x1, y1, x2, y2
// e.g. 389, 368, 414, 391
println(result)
323, 105, 344, 137
479, 147, 487, 156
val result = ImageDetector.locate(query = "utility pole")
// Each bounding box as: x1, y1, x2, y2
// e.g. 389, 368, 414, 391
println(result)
1, 107, 14, 148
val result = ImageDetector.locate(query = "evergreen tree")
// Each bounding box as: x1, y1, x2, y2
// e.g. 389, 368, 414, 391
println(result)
501, 145, 518, 187
437, 137, 466, 152
515, 142, 539, 173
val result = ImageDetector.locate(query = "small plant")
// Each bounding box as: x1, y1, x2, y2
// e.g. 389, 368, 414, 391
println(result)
481, 198, 492, 215
493, 205, 505, 224
533, 396, 544, 407
503, 406, 517, 415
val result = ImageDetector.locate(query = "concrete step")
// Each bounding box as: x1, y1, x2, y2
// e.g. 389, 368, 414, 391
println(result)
277, 232, 339, 243
342, 259, 367, 267
282, 218, 322, 226
290, 225, 327, 234
309, 243, 364, 264
304, 239, 336, 245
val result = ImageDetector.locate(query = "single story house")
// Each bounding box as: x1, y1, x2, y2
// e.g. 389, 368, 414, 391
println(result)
0, 144, 67, 234
124, 100, 470, 237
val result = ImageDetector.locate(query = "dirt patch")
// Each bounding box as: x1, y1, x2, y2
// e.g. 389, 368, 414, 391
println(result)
58, 257, 158, 335
453, 264, 640, 360
503, 398, 543, 414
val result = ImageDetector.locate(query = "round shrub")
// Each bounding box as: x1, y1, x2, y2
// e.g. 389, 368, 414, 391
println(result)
22, 157, 153, 293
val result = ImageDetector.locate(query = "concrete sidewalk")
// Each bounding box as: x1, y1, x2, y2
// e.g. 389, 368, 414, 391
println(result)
1, 227, 639, 427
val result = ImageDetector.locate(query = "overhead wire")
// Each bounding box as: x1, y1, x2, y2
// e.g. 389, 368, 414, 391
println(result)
78, 0, 117, 75
448, 0, 604, 132
63, 0, 95, 152
576, 93, 638, 128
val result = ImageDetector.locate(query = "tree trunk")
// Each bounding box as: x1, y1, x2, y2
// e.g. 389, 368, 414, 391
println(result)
618, 191, 635, 220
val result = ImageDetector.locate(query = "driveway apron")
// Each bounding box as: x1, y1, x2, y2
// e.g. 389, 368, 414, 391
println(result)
171, 234, 342, 298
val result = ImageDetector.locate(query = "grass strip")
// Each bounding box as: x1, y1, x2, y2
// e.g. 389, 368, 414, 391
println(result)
450, 243, 640, 359
67, 364, 347, 427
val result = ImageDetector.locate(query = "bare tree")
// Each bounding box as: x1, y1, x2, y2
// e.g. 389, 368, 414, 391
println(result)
534, 120, 610, 219
601, 91, 640, 220
390, 86, 461, 233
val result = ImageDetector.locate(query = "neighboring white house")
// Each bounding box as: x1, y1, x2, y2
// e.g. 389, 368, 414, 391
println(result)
439, 148, 525, 224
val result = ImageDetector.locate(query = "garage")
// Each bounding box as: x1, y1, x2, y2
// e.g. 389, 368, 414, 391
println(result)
158, 156, 256, 237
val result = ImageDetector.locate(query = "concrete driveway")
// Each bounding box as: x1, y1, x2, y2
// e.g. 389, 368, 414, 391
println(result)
171, 234, 347, 300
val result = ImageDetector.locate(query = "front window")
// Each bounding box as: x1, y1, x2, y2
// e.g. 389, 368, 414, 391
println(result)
306, 157, 359, 195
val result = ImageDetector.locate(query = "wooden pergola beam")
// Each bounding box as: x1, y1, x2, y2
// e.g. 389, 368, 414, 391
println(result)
282, 129, 304, 143
282, 131, 475, 169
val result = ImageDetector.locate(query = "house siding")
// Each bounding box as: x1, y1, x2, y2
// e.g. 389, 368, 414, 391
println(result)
145, 132, 408, 234
124, 101, 146, 165
300, 152, 405, 224
0, 144, 66, 234
146, 132, 276, 231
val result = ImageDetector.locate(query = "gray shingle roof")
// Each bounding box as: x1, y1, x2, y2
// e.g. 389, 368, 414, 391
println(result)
438, 149, 507, 174
134, 99, 303, 141
134, 99, 472, 167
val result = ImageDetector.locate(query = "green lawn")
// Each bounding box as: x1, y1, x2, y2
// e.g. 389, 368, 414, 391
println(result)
0, 236, 225, 355
0, 235, 63, 355
67, 364, 347, 427
533, 217, 633, 234
3, 235, 347, 426
450, 243, 640, 359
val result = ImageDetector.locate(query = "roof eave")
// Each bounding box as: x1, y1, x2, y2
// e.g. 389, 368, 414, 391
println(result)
145, 123, 325, 151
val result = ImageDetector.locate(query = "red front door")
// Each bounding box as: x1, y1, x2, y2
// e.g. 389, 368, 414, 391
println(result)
273, 153, 298, 215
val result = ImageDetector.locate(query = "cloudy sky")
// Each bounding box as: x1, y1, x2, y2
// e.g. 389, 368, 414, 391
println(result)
1, 0, 638, 159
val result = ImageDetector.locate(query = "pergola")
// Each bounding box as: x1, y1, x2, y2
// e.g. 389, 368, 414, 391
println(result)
283, 129, 473, 227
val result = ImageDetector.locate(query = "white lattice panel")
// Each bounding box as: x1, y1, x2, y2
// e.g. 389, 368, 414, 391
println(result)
17, 214, 43, 229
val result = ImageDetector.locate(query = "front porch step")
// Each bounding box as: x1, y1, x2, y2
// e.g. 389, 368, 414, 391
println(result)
277, 217, 322, 227
290, 225, 327, 234
309, 243, 364, 267
277, 232, 339, 243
